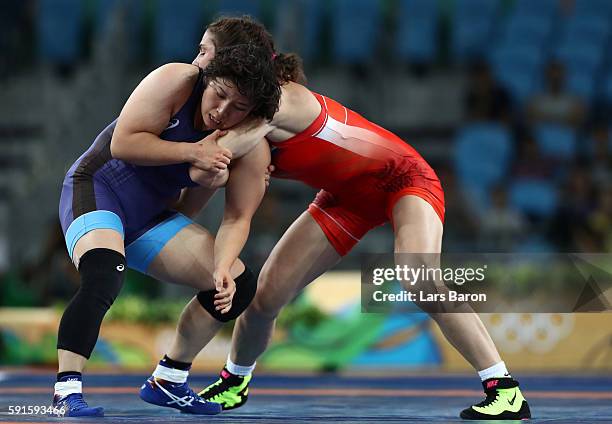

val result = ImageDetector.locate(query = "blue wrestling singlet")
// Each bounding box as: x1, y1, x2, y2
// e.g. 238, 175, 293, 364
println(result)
59, 67, 212, 273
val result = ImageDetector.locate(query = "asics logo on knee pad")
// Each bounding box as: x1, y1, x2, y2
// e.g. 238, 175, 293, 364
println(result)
116, 264, 125, 271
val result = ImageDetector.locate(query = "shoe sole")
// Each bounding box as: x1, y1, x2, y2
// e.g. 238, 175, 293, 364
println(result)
460, 401, 531, 420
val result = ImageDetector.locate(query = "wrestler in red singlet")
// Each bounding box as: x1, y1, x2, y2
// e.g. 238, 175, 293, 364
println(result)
271, 92, 445, 256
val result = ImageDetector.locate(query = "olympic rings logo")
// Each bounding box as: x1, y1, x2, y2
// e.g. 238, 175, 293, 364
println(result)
483, 313, 574, 354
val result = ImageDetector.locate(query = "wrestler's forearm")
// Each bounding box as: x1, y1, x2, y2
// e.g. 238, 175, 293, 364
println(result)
217, 120, 274, 158
214, 219, 250, 273
173, 186, 218, 219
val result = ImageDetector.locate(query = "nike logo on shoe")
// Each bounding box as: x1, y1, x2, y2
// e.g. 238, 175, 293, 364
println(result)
486, 379, 499, 389
508, 390, 517, 405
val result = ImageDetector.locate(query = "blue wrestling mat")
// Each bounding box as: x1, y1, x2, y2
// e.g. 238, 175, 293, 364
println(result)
0, 372, 611, 423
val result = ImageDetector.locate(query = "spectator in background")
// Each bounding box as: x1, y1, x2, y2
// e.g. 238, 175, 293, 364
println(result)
589, 187, 612, 252
513, 131, 556, 180
0, 203, 8, 277
0, 0, 34, 77
550, 166, 597, 251
248, 194, 285, 268
479, 184, 527, 251
571, 225, 604, 253
436, 166, 480, 251
527, 61, 586, 128
588, 123, 612, 186
464, 61, 512, 123
19, 221, 80, 305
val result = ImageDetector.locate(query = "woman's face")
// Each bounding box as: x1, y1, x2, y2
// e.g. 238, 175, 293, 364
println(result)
201, 78, 253, 130
192, 30, 216, 68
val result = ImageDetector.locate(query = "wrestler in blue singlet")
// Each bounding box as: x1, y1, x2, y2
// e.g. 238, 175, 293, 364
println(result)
59, 68, 211, 273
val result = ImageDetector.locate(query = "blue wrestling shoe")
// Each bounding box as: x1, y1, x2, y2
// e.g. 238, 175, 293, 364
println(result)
139, 376, 222, 415
51, 393, 104, 417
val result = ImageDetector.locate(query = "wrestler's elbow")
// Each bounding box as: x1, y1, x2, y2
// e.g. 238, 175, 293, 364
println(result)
189, 166, 229, 188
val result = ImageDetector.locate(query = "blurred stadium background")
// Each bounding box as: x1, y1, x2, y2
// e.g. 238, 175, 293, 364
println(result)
0, 0, 610, 374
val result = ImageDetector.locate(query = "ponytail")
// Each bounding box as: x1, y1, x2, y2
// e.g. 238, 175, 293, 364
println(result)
274, 52, 307, 85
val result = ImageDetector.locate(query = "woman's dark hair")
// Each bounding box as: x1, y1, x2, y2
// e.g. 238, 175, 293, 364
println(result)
207, 15, 306, 84
203, 43, 281, 121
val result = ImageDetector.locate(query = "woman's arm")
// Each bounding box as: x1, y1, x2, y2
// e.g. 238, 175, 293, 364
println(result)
173, 185, 220, 219
111, 63, 231, 171
178, 159, 273, 218
215, 118, 275, 158
213, 140, 270, 280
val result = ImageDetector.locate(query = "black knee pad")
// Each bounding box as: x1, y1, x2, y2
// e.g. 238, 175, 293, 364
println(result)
197, 266, 257, 322
57, 248, 126, 358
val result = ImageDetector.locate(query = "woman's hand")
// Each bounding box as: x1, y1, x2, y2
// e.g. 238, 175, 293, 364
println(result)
189, 130, 232, 171
264, 164, 275, 187
213, 268, 236, 314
